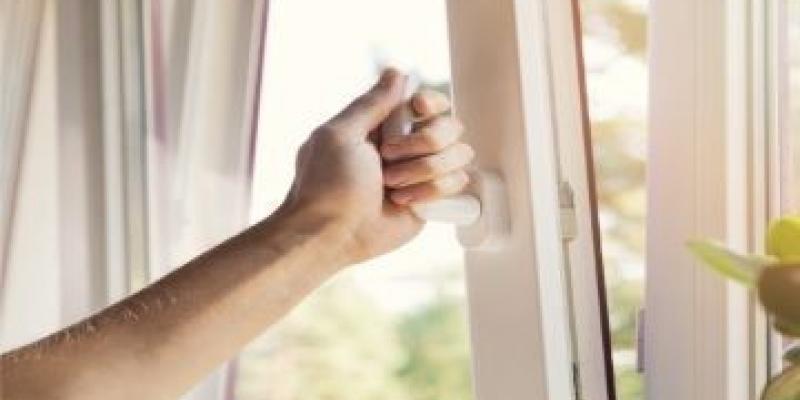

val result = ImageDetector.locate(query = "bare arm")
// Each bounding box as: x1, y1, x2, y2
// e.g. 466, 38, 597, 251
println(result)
1, 69, 474, 400
2, 208, 348, 400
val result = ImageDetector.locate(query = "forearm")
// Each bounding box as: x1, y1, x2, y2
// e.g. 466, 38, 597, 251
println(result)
1, 207, 348, 400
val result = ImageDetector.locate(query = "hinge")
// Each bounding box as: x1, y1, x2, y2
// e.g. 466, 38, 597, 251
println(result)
636, 308, 645, 373
559, 181, 578, 242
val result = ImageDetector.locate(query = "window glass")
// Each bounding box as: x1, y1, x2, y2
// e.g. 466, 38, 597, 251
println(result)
580, 1, 648, 399
236, 1, 473, 399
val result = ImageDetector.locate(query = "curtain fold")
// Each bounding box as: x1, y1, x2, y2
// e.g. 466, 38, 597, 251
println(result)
0, 2, 269, 399
0, 0, 49, 350
0, 0, 46, 299
144, 0, 267, 279
143, 0, 270, 398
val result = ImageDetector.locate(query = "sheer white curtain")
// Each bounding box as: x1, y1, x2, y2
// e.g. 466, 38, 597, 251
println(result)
143, 0, 269, 398
0, 0, 46, 313
0, 1, 269, 399
0, 0, 55, 351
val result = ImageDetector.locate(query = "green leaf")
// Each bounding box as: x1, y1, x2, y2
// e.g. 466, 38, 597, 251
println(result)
686, 240, 776, 288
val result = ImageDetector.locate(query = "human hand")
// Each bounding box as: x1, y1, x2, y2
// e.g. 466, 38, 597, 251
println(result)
281, 69, 474, 265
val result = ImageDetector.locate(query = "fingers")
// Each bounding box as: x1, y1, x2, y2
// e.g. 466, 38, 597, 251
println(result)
390, 170, 471, 206
327, 69, 407, 136
381, 89, 472, 207
384, 142, 475, 188
380, 116, 465, 161
411, 89, 451, 119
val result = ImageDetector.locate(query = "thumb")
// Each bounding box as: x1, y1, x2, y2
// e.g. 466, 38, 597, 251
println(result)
327, 69, 407, 136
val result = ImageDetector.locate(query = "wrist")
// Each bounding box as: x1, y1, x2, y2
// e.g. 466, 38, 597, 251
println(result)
263, 202, 356, 273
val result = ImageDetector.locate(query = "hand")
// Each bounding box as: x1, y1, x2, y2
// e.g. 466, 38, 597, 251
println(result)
281, 69, 474, 265
758, 265, 800, 336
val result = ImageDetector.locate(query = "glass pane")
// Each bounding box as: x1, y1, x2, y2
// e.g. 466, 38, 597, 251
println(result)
580, 1, 648, 399
236, 1, 473, 399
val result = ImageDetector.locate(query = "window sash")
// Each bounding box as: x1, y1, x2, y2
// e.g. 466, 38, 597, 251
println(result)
446, 1, 613, 399
646, 0, 782, 398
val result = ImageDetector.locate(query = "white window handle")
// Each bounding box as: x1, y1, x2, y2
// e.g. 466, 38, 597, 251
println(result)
381, 77, 481, 227
381, 78, 510, 249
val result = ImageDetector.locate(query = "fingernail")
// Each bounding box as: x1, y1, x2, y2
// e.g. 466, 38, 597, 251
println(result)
392, 192, 414, 205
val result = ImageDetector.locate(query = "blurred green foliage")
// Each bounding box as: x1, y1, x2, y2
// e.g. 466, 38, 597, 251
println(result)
237, 282, 474, 400
396, 299, 473, 400
582, 1, 648, 399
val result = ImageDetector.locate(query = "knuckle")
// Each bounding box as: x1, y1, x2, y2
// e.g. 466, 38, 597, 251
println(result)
411, 93, 430, 114
318, 127, 358, 148
417, 129, 445, 150
433, 176, 454, 193
415, 159, 438, 177
354, 94, 381, 111
455, 171, 470, 186
315, 125, 338, 136
456, 142, 476, 161
444, 171, 469, 191
413, 90, 437, 110
435, 117, 463, 141
317, 125, 346, 141
424, 153, 448, 174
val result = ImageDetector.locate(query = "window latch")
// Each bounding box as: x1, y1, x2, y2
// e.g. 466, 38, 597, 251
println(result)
559, 182, 578, 242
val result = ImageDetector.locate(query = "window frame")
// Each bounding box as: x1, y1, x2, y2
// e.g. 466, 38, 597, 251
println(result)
645, 0, 787, 398
446, 1, 614, 399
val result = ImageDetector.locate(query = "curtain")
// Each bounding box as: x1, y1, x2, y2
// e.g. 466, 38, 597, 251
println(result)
0, 2, 269, 399
0, 0, 46, 308
144, 1, 269, 398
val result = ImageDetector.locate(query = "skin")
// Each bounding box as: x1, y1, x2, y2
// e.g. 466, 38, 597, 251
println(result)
0, 69, 475, 400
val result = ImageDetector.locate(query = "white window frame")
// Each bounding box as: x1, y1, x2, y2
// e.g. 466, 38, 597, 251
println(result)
646, 0, 790, 399
446, 1, 614, 399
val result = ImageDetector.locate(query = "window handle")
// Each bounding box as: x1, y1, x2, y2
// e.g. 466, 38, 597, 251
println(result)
382, 78, 509, 249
